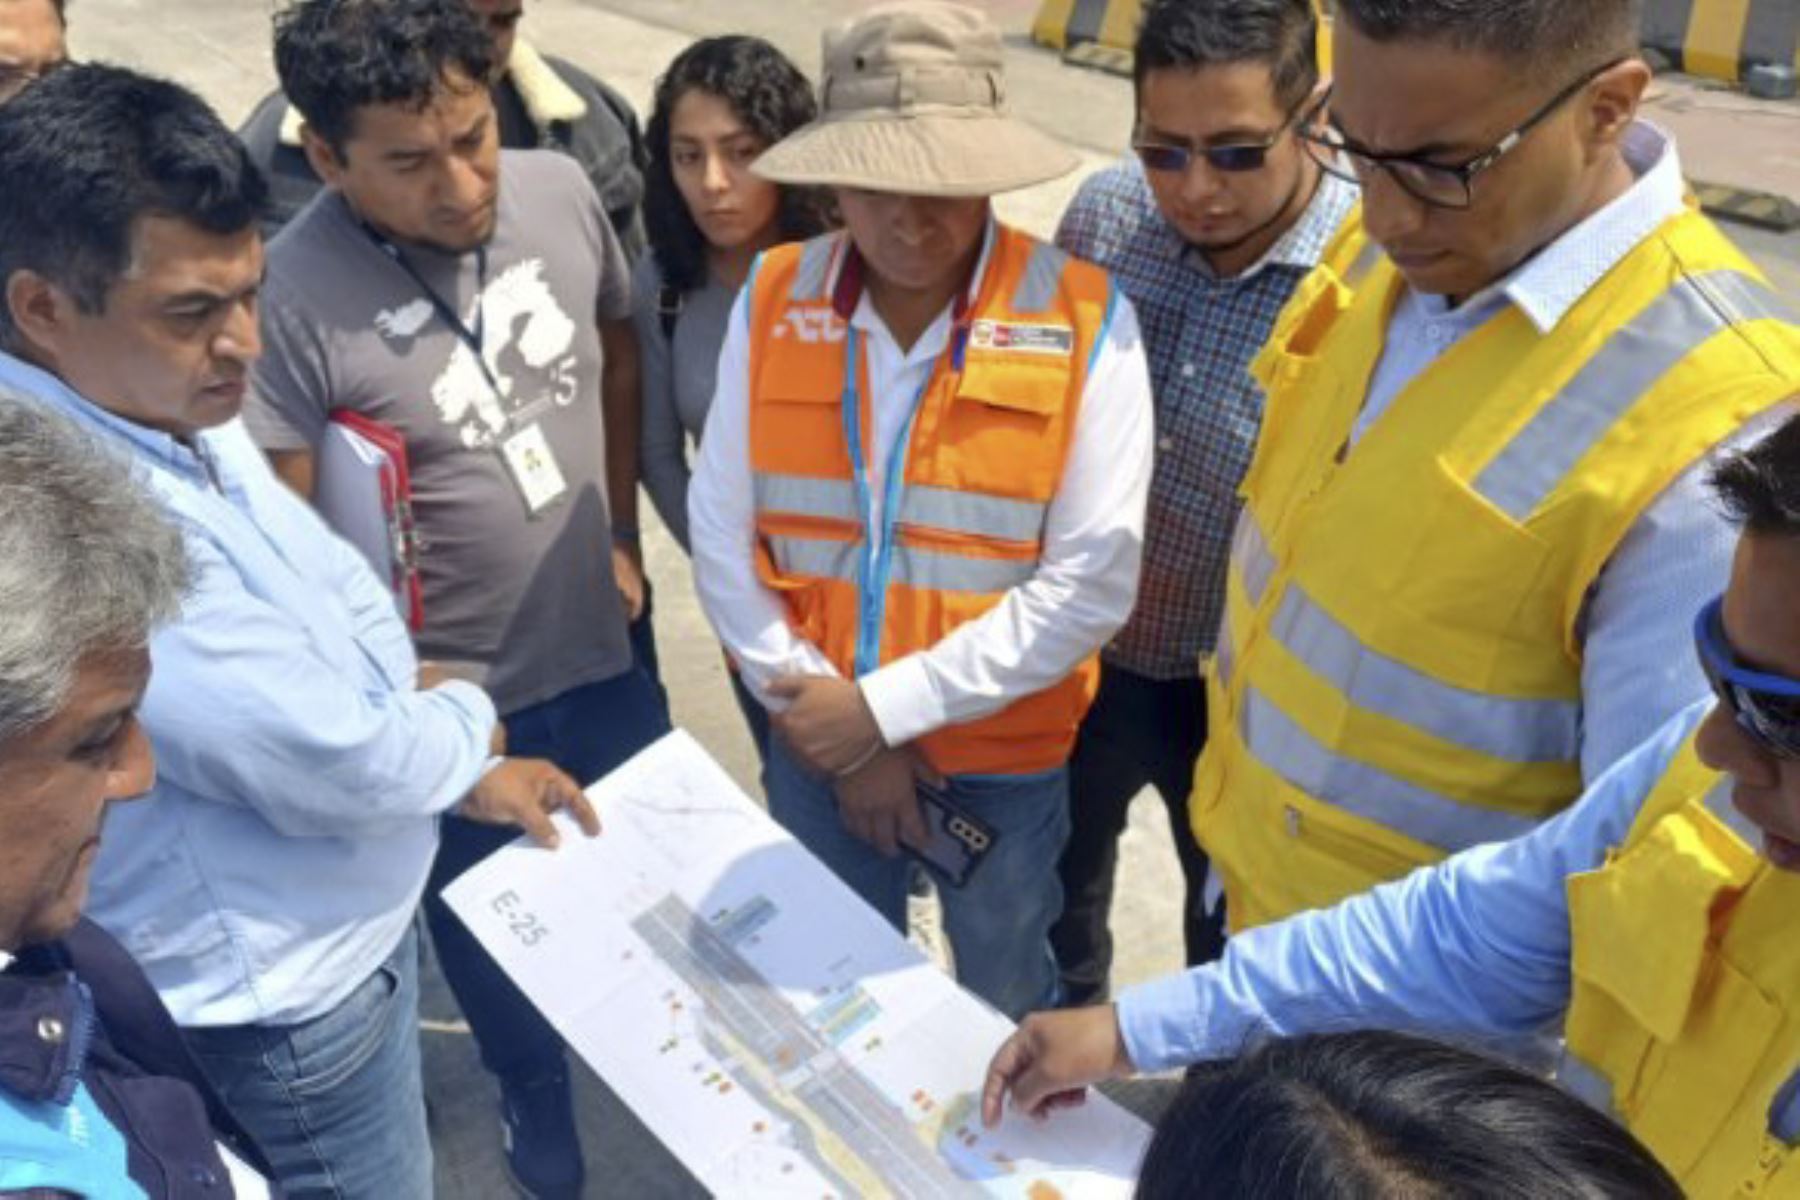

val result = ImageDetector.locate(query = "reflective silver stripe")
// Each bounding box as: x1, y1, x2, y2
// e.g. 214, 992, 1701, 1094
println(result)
1232, 512, 1278, 605
754, 472, 859, 523
1556, 1051, 1618, 1118
895, 485, 1046, 544
766, 534, 858, 583
891, 545, 1035, 594
789, 236, 837, 302
1701, 774, 1761, 845
1270, 585, 1581, 764
1475, 270, 1797, 522
1770, 1068, 1800, 1145
1011, 242, 1067, 314
1241, 686, 1539, 852
1343, 237, 1384, 288
1214, 612, 1236, 688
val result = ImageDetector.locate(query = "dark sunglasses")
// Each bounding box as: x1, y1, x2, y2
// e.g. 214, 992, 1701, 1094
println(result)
1132, 95, 1313, 176
1695, 595, 1800, 759
1134, 138, 1286, 176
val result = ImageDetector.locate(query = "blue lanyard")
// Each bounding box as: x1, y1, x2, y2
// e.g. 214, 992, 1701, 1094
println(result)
361, 223, 503, 402
841, 326, 929, 677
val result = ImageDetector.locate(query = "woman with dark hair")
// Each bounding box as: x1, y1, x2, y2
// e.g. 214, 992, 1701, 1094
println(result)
1135, 1031, 1682, 1199
635, 35, 831, 551
633, 35, 830, 759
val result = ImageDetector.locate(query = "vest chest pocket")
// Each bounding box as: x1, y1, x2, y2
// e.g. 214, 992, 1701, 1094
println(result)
935, 362, 1072, 499
1377, 459, 1557, 679
1565, 818, 1776, 1179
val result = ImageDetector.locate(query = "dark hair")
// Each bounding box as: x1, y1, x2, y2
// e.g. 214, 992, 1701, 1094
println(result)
644, 36, 834, 295
273, 0, 494, 156
1334, 0, 1641, 75
1134, 0, 1319, 110
0, 64, 265, 347
1713, 411, 1800, 537
1136, 1031, 1682, 1199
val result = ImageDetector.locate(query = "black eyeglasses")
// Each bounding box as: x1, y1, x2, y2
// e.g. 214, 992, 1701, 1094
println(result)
1695, 595, 1800, 760
1298, 58, 1626, 211
1132, 96, 1313, 177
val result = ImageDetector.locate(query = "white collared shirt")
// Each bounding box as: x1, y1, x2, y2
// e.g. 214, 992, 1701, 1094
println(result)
1351, 122, 1789, 780
688, 222, 1155, 750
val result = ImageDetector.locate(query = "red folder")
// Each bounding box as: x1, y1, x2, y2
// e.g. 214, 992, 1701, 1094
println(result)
315, 410, 424, 630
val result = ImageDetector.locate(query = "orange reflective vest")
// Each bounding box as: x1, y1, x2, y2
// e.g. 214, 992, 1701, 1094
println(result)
746, 226, 1116, 776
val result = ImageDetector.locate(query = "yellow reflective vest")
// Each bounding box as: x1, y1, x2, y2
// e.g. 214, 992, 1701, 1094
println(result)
1561, 737, 1800, 1197
1194, 206, 1800, 931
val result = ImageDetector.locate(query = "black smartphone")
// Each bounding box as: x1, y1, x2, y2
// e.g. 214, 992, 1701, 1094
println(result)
906, 782, 999, 888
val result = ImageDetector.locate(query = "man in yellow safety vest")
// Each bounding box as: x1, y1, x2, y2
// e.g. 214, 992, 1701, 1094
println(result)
1189, 0, 1800, 933
985, 412, 1800, 1198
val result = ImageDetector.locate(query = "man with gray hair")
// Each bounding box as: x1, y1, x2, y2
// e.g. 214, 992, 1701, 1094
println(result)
0, 395, 274, 1196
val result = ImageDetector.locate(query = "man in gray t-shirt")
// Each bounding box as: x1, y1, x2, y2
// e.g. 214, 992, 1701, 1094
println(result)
253, 148, 633, 712
247, 3, 669, 1190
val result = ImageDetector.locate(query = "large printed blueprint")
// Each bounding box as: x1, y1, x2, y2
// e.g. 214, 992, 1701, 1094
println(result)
444, 731, 1149, 1198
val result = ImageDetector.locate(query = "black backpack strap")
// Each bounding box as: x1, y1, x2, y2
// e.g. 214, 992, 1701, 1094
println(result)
657, 284, 684, 342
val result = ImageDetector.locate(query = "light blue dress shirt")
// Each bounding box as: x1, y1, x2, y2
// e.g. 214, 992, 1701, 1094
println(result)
0, 353, 498, 1028
1117, 699, 1715, 1072
1355, 122, 1781, 782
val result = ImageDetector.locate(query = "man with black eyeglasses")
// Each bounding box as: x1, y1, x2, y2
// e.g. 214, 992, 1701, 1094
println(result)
1048, 0, 1355, 1007
986, 411, 1800, 1197
0, 0, 64, 103
1167, 0, 1800, 939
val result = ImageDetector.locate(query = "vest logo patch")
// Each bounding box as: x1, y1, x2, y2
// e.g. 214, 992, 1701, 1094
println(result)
969, 319, 1074, 358
774, 306, 846, 345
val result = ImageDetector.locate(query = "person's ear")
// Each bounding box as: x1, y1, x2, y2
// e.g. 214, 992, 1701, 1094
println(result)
1581, 58, 1651, 159
5, 269, 79, 365
300, 124, 349, 188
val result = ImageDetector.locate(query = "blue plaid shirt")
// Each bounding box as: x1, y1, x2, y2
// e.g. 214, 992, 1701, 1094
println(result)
1057, 162, 1357, 679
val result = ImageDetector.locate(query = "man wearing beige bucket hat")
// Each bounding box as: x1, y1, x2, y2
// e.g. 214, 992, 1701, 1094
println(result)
689, 1, 1154, 1018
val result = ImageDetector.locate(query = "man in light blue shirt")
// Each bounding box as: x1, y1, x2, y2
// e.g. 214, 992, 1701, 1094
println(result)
0, 65, 598, 1198
982, 414, 1800, 1155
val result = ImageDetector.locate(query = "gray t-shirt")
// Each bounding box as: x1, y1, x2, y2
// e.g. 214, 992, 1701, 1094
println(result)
631, 254, 736, 552
248, 149, 633, 715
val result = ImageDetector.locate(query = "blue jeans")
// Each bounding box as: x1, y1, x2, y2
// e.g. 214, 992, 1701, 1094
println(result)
184, 928, 430, 1200
422, 664, 672, 1085
764, 742, 1070, 1020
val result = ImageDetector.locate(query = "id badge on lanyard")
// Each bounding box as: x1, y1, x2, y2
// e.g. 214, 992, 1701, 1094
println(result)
368, 229, 569, 517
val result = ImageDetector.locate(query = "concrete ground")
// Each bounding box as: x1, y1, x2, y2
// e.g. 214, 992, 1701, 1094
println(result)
64, 1, 1800, 1195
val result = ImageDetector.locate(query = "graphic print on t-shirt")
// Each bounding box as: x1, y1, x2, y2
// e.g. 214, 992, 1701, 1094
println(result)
375, 258, 581, 449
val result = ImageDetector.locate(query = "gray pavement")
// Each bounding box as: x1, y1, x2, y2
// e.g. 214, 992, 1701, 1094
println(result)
60, 1, 1800, 1195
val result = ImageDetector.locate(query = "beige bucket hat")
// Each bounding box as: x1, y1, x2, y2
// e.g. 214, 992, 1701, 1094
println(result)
752, 1, 1078, 197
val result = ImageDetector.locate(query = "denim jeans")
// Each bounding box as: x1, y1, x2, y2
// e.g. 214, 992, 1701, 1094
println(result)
183, 928, 429, 1200
764, 741, 1070, 1020
1050, 664, 1225, 1006
422, 664, 672, 1086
